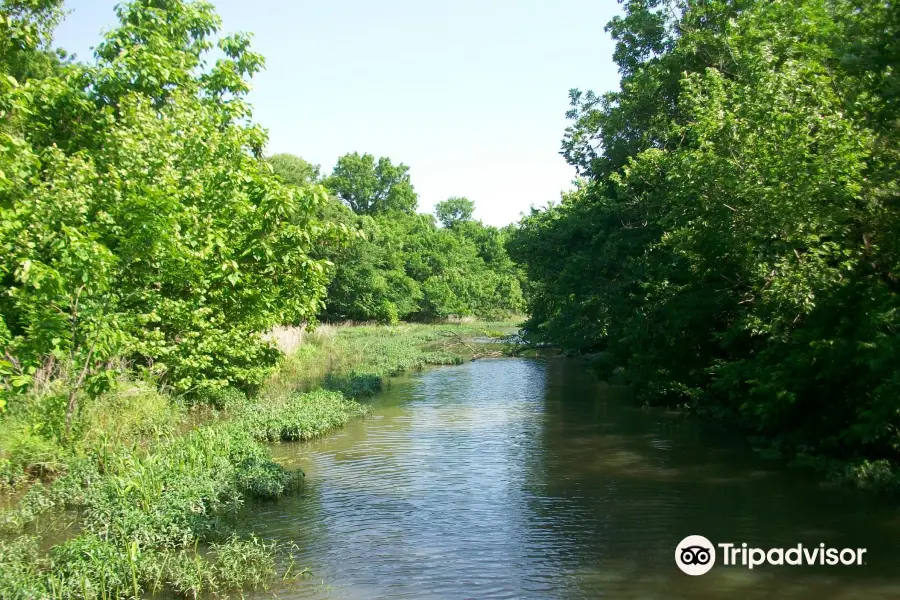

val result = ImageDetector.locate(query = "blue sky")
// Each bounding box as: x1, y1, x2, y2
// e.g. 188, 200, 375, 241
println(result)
54, 0, 621, 226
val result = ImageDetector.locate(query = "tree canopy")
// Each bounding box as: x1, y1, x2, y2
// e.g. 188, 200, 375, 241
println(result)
510, 0, 900, 481
324, 152, 418, 215
289, 161, 525, 324
435, 197, 475, 228
267, 153, 321, 187
0, 0, 337, 404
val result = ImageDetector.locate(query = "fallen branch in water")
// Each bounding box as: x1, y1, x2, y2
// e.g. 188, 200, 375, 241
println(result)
471, 351, 504, 360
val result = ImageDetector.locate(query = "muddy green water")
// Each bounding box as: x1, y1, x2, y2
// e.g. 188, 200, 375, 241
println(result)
243, 358, 900, 599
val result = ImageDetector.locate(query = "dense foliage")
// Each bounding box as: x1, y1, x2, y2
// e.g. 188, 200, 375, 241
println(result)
510, 0, 900, 481
0, 0, 337, 408
435, 197, 475, 228
271, 153, 526, 323
266, 153, 321, 187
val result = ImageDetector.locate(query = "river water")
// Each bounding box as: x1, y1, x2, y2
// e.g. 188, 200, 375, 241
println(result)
243, 358, 900, 599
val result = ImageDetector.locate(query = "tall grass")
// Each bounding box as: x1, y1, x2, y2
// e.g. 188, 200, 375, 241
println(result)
261, 321, 519, 402
0, 387, 366, 598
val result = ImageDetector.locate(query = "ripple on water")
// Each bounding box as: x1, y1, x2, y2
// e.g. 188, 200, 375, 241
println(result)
243, 358, 900, 600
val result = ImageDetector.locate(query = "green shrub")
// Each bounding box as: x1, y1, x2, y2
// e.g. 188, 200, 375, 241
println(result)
0, 536, 45, 600
324, 371, 383, 398
0, 420, 68, 487
209, 535, 278, 591
239, 389, 368, 443
76, 383, 182, 449
842, 460, 900, 494
234, 456, 298, 498
191, 386, 250, 412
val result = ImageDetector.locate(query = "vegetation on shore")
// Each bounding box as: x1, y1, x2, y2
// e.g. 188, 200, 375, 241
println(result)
1, 0, 523, 417
0, 384, 364, 598
265, 321, 519, 400
509, 0, 900, 491
0, 321, 513, 598
2, 0, 896, 596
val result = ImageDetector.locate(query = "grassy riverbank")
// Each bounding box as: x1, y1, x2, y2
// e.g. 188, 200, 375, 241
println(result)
0, 321, 516, 599
263, 321, 518, 400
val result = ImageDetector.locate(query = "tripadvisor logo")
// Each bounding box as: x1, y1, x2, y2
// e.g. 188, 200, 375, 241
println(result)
675, 535, 867, 576
676, 535, 716, 575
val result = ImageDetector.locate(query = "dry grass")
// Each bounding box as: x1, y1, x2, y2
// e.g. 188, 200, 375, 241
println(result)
444, 315, 478, 324
262, 324, 307, 355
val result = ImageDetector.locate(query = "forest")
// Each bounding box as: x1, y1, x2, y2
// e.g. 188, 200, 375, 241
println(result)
510, 0, 899, 488
0, 0, 899, 596
271, 151, 525, 325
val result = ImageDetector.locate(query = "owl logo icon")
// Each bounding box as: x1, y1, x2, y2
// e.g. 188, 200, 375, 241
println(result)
676, 535, 716, 575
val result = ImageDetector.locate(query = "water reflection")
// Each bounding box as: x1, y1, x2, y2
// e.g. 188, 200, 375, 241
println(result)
242, 358, 900, 599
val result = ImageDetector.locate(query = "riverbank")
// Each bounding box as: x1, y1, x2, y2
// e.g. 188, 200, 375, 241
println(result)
0, 321, 517, 599
575, 351, 900, 496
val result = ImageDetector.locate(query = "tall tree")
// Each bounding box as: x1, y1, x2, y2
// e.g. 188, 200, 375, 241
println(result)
267, 153, 320, 187
511, 0, 900, 483
435, 197, 475, 228
324, 152, 418, 215
0, 0, 64, 81
1, 0, 335, 404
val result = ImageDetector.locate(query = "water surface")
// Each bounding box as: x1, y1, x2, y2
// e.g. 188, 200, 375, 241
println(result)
244, 358, 900, 599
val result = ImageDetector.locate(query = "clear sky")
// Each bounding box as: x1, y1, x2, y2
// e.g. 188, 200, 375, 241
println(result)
54, 0, 621, 226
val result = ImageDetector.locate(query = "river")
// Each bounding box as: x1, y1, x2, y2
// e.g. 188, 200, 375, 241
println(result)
241, 357, 900, 599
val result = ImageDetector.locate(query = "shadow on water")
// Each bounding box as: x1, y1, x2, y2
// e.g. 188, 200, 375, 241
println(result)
239, 358, 900, 599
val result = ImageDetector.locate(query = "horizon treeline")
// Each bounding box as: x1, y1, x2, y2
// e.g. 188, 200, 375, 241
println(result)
509, 0, 900, 487
267, 151, 526, 325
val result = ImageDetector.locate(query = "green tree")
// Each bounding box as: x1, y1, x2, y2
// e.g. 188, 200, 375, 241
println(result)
511, 0, 900, 480
324, 152, 418, 215
314, 192, 524, 323
318, 208, 422, 324
317, 153, 523, 322
435, 197, 474, 228
1, 0, 336, 408
266, 153, 320, 187
0, 0, 65, 81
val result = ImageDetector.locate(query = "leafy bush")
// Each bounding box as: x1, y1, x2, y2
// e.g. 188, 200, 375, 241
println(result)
76, 382, 182, 447
0, 421, 68, 486
841, 460, 900, 495
191, 385, 249, 412
0, 536, 45, 600
238, 389, 367, 443
324, 371, 383, 398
